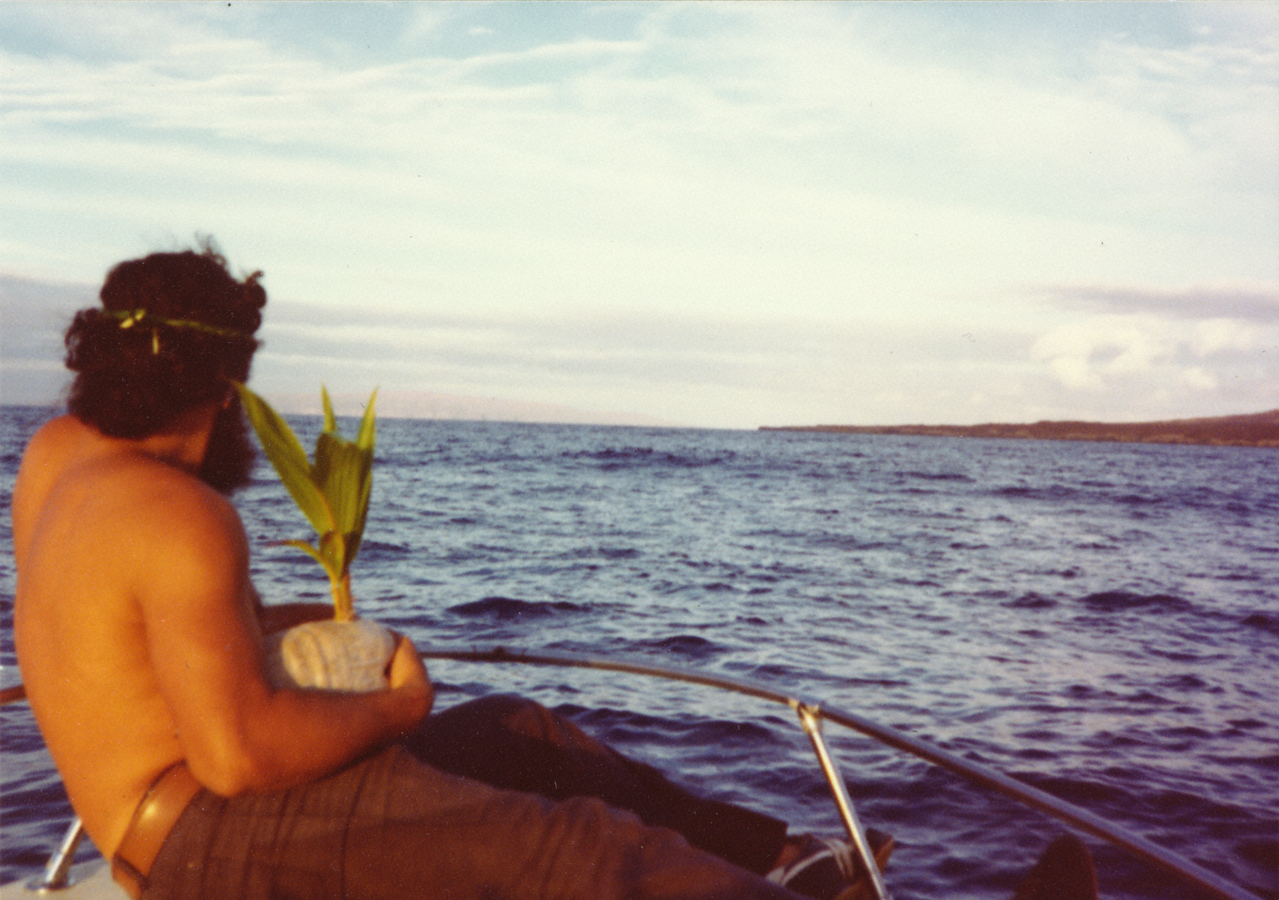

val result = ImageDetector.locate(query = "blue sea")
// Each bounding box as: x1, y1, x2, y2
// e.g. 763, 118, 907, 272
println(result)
2, 405, 1276, 899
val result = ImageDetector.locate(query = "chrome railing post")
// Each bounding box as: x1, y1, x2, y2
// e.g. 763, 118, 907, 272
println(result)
27, 817, 86, 893
794, 702, 892, 900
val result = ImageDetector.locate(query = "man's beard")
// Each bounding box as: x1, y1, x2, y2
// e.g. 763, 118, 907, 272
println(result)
199, 394, 256, 494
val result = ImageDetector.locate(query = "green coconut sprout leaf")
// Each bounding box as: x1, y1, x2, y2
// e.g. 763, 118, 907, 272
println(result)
234, 386, 332, 535
234, 383, 377, 621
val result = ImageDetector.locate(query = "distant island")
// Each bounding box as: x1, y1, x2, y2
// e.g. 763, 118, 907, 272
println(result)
761, 409, 1279, 448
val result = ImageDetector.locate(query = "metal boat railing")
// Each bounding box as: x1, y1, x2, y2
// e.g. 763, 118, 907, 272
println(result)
2, 647, 1262, 900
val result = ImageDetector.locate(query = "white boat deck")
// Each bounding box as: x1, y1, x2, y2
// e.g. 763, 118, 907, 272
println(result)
0, 860, 122, 900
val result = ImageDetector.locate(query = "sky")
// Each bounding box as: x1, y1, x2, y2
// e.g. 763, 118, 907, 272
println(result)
1, 1, 1277, 430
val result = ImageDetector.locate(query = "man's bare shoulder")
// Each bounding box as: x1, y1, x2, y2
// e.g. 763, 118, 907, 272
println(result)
23, 413, 80, 452
78, 455, 246, 560
17, 415, 246, 577
14, 416, 85, 528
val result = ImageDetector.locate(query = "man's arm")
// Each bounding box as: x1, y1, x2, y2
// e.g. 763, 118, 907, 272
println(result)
137, 481, 432, 796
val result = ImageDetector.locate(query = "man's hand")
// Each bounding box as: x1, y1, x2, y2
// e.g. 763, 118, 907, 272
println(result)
386, 632, 434, 724
386, 632, 428, 689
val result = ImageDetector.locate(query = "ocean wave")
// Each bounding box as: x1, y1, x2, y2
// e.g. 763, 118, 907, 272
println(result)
1076, 591, 1191, 613
1005, 593, 1058, 610
633, 634, 725, 658
1241, 612, 1279, 635
447, 596, 587, 619
561, 446, 736, 471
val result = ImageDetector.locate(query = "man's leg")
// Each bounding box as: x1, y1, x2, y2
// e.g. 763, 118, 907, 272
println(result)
145, 744, 801, 900
403, 694, 789, 875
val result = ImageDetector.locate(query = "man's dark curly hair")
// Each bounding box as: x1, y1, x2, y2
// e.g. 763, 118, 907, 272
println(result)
64, 244, 267, 438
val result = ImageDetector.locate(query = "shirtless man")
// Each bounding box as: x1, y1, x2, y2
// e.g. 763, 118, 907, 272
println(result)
14, 246, 891, 900
12, 247, 435, 886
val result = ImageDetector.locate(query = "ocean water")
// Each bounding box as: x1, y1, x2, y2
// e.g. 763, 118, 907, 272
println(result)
2, 405, 1276, 899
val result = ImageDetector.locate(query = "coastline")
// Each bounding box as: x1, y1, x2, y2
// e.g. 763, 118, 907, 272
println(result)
761, 409, 1279, 448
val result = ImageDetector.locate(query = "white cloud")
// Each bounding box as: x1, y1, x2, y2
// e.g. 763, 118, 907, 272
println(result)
1179, 366, 1218, 392
1045, 355, 1104, 393
1191, 318, 1259, 356
1029, 311, 1278, 415
1029, 317, 1164, 391
406, 7, 457, 44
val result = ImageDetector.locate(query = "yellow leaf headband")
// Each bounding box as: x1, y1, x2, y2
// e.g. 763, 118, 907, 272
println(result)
106, 308, 255, 354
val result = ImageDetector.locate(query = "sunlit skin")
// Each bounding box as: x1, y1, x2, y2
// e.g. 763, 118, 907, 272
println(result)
12, 402, 434, 862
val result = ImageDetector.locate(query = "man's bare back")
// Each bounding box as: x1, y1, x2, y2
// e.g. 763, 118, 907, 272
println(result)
14, 409, 432, 862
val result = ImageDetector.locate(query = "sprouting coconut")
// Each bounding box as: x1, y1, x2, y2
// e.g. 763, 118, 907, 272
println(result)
235, 383, 394, 692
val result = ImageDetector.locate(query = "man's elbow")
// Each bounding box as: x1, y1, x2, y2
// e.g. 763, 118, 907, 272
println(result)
184, 737, 286, 797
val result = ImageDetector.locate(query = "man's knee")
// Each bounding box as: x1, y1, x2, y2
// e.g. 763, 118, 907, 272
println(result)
439, 693, 564, 739
468, 693, 544, 720
490, 695, 562, 737
437, 693, 550, 737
